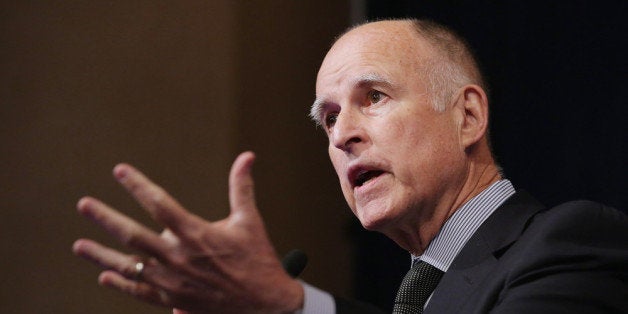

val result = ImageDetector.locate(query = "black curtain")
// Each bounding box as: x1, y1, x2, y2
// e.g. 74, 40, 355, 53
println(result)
352, 1, 627, 310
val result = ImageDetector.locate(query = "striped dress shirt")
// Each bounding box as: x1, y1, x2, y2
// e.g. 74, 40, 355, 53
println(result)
417, 179, 516, 271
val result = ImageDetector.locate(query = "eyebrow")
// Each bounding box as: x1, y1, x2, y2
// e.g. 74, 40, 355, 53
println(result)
310, 73, 394, 126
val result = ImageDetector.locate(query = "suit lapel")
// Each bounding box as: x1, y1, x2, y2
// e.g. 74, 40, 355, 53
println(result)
424, 191, 545, 313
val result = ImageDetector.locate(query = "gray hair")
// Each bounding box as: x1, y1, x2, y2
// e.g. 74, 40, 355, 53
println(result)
408, 19, 487, 111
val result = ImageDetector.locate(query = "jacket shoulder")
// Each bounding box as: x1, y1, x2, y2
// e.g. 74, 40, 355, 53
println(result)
490, 200, 628, 313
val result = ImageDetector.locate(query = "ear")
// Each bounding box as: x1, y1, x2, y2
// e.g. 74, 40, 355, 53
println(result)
455, 85, 489, 148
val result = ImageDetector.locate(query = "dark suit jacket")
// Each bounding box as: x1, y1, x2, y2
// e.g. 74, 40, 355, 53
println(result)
336, 192, 628, 313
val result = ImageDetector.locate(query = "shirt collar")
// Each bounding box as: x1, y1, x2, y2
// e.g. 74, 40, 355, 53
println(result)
413, 179, 516, 271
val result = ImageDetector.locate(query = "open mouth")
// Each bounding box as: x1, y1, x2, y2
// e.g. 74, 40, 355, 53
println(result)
353, 169, 384, 187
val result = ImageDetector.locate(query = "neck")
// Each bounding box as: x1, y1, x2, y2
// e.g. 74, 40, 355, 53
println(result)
394, 150, 502, 255
446, 159, 502, 221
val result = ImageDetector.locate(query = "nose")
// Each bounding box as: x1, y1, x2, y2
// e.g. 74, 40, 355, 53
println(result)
330, 109, 366, 153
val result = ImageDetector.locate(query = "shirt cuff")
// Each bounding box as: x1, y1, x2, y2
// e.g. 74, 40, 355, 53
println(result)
294, 280, 335, 314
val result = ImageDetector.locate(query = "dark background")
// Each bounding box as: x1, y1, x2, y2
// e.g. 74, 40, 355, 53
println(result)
1, 2, 353, 313
354, 1, 627, 310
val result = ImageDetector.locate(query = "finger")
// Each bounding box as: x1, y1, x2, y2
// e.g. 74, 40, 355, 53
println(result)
77, 196, 167, 257
228, 151, 259, 221
100, 265, 219, 312
72, 239, 142, 277
73, 240, 195, 293
113, 163, 203, 236
99, 270, 173, 307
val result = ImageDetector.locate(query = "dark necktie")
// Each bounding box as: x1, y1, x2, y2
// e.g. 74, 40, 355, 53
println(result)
393, 260, 444, 314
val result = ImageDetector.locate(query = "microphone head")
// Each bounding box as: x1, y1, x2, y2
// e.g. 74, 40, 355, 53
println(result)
281, 249, 308, 278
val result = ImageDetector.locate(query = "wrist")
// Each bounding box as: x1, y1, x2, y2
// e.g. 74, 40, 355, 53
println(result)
276, 278, 304, 314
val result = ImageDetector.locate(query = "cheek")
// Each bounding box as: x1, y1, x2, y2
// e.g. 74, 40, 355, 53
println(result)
387, 118, 461, 182
404, 113, 459, 151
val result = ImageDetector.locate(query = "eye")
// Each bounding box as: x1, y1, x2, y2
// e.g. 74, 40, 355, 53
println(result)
367, 90, 384, 104
324, 112, 338, 129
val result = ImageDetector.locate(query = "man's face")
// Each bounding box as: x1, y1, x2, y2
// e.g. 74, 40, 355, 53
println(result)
314, 21, 467, 236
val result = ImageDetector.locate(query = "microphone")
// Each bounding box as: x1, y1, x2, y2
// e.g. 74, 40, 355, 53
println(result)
281, 249, 308, 278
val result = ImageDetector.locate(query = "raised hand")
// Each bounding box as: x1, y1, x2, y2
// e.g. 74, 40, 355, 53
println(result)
72, 152, 304, 314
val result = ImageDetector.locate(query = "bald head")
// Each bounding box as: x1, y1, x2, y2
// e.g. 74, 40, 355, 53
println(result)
311, 19, 485, 125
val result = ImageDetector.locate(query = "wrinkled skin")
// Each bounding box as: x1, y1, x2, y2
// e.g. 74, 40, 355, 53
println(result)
314, 20, 497, 254
73, 152, 303, 314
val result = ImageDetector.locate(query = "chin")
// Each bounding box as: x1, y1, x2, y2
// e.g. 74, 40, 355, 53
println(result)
356, 205, 397, 231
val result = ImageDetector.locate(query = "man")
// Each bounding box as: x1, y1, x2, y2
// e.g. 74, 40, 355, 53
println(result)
73, 19, 627, 313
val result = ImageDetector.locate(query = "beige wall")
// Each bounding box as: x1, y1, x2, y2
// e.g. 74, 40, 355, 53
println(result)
0, 1, 354, 313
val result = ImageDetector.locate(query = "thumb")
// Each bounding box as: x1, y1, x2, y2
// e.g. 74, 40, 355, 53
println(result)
228, 151, 259, 221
